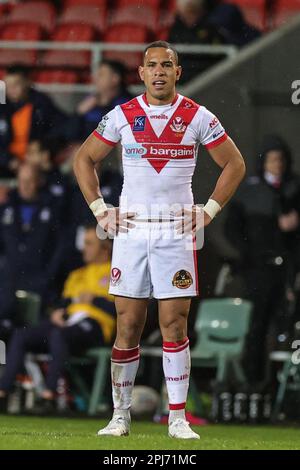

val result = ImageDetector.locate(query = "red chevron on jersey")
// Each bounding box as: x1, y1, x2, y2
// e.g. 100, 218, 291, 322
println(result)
120, 96, 199, 173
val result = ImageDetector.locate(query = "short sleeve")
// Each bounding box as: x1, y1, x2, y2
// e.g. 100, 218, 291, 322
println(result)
198, 107, 228, 149
93, 108, 121, 146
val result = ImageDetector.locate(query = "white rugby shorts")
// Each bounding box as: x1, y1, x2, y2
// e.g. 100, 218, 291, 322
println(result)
108, 221, 199, 299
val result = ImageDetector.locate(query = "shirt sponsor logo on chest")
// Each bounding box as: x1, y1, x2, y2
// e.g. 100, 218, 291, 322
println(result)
124, 143, 194, 160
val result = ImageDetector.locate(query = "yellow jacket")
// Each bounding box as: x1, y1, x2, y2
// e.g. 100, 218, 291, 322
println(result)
63, 262, 115, 344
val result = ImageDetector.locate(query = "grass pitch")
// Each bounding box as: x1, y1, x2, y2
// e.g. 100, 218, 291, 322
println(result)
0, 415, 300, 450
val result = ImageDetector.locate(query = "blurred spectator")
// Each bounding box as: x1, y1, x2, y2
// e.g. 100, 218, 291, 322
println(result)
0, 65, 67, 176
225, 135, 300, 384
73, 60, 132, 140
0, 163, 65, 341
168, 0, 225, 82
168, 0, 260, 82
0, 226, 115, 411
25, 138, 70, 208
207, 0, 261, 47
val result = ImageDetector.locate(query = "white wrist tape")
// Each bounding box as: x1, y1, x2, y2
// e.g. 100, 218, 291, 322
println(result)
89, 197, 108, 217
203, 199, 221, 219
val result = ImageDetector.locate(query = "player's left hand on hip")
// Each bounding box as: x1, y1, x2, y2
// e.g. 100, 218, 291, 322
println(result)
175, 205, 211, 234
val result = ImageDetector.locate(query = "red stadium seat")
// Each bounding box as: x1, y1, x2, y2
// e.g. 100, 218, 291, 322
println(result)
59, 5, 107, 33
0, 50, 37, 67
117, 0, 161, 8
52, 24, 95, 42
41, 50, 90, 68
104, 24, 149, 43
5, 1, 56, 33
104, 50, 143, 71
110, 5, 159, 30
1, 23, 43, 41
274, 0, 300, 27
35, 70, 78, 84
104, 24, 149, 76
64, 0, 107, 6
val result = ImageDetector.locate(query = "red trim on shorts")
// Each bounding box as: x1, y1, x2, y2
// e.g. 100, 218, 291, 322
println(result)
205, 133, 228, 149
193, 234, 199, 296
92, 130, 118, 146
169, 402, 186, 410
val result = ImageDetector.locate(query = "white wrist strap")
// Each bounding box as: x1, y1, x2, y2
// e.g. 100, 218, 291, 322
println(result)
89, 197, 108, 217
203, 199, 221, 219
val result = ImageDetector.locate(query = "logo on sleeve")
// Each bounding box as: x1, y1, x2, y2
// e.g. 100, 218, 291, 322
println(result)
209, 117, 219, 129
133, 116, 146, 131
97, 115, 109, 135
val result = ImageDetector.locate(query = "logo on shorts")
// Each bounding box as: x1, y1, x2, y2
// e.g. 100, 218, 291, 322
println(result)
172, 270, 193, 289
111, 267, 121, 285
133, 116, 146, 131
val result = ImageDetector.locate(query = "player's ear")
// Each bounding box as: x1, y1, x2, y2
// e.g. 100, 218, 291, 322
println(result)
138, 65, 144, 82
176, 66, 182, 82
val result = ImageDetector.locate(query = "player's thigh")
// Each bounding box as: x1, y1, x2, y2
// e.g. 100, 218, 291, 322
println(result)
115, 295, 148, 328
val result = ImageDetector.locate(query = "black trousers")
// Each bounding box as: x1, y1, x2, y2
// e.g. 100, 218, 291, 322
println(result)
242, 266, 286, 384
0, 318, 103, 392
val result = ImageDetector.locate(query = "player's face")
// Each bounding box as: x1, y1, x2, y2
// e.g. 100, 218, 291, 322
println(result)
139, 48, 182, 103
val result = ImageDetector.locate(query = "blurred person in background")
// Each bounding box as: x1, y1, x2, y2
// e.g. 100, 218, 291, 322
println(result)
25, 137, 71, 210
0, 226, 115, 412
168, 0, 225, 82
0, 163, 65, 342
168, 0, 260, 82
206, 0, 261, 46
0, 64, 67, 177
225, 135, 300, 385
74, 60, 132, 141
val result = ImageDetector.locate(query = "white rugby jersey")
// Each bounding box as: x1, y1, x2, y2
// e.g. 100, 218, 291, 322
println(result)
93, 93, 227, 218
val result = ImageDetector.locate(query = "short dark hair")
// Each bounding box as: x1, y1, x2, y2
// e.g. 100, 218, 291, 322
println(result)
6, 64, 31, 79
143, 41, 179, 65
99, 59, 127, 89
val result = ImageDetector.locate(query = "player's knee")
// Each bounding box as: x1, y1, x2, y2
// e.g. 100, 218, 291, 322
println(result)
117, 316, 142, 342
160, 313, 187, 339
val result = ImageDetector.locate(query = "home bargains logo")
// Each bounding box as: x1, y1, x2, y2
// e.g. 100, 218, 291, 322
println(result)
124, 143, 194, 160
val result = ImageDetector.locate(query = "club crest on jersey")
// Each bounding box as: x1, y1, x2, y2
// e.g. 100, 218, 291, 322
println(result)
170, 116, 186, 134
172, 270, 193, 289
111, 267, 121, 285
133, 116, 146, 131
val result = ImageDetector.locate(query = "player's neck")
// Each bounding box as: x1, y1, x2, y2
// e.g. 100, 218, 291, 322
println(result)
145, 91, 177, 106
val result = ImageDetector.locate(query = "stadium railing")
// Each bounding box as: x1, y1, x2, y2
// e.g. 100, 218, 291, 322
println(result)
0, 40, 237, 93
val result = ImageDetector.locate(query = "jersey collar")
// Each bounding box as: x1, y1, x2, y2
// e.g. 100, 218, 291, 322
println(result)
142, 93, 179, 107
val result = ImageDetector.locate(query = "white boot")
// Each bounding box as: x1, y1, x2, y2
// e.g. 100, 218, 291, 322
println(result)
97, 410, 131, 437
168, 418, 200, 440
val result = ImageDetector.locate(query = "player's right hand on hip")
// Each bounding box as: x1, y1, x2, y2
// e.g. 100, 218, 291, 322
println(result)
96, 208, 136, 237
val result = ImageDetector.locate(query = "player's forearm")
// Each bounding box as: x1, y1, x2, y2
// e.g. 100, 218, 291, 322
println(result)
73, 148, 101, 205
210, 155, 246, 208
